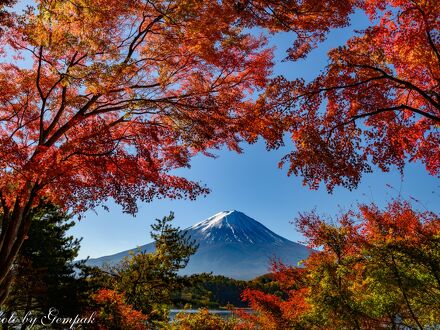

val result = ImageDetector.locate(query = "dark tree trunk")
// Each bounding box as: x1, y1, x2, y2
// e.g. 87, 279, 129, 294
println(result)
0, 213, 30, 306
0, 184, 37, 305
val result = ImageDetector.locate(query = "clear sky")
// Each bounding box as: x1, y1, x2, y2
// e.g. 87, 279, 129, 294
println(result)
66, 11, 439, 260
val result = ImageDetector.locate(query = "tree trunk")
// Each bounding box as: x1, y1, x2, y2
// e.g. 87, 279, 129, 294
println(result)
0, 194, 35, 306
0, 215, 30, 306
0, 182, 38, 305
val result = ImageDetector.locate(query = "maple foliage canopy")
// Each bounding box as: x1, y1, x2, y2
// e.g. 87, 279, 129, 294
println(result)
0, 0, 356, 303
0, 0, 357, 214
259, 0, 440, 191
1, 0, 272, 214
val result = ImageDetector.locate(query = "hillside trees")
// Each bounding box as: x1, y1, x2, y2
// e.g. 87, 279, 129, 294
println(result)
0, 0, 359, 303
242, 201, 440, 329
173, 274, 249, 309
171, 273, 285, 309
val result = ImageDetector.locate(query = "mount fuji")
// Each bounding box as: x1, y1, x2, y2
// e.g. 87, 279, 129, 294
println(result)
86, 210, 310, 280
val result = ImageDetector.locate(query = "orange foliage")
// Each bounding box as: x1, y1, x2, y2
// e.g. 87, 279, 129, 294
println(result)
0, 0, 358, 214
92, 289, 147, 330
242, 201, 440, 329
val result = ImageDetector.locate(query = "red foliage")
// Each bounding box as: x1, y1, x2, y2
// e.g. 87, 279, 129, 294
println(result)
242, 201, 440, 329
92, 289, 147, 330
360, 200, 439, 244
0, 0, 359, 215
261, 0, 440, 191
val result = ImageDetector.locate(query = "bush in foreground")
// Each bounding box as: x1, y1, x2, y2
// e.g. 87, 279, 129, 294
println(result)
170, 308, 246, 330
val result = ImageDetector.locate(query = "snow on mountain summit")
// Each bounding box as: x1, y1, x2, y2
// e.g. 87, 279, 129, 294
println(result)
189, 210, 235, 231
186, 210, 287, 245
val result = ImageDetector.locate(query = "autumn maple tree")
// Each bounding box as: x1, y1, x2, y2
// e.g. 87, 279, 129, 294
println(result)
242, 201, 440, 329
0, 0, 357, 304
92, 289, 148, 330
259, 0, 439, 191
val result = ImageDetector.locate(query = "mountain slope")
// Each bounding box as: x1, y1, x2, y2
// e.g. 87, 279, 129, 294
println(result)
86, 210, 310, 280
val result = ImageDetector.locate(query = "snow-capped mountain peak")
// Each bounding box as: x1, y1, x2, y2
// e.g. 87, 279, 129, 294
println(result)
190, 210, 235, 231
87, 210, 310, 280
186, 210, 288, 245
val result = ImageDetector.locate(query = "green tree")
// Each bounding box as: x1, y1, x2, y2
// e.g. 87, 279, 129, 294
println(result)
2, 204, 90, 327
111, 212, 197, 327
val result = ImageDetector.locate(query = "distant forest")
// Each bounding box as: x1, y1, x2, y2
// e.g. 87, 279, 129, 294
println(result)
172, 273, 282, 309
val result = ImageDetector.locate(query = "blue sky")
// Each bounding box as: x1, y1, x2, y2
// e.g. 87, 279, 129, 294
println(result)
62, 11, 439, 260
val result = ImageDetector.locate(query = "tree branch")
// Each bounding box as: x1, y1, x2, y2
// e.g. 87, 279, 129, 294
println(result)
327, 104, 440, 138
348, 63, 440, 111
